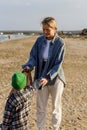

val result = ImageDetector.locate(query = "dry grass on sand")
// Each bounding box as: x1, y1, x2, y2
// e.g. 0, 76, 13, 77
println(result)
0, 35, 87, 130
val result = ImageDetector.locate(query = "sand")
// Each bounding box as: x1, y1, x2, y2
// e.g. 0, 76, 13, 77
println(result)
0, 35, 87, 130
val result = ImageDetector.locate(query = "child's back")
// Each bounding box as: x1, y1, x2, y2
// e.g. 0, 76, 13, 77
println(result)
2, 72, 31, 130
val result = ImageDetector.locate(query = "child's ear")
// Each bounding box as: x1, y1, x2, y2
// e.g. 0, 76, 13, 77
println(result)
9, 88, 17, 95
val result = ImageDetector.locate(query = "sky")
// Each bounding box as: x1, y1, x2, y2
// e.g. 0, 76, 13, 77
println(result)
0, 0, 87, 31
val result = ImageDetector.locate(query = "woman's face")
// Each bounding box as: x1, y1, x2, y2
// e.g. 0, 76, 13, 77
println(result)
42, 24, 56, 40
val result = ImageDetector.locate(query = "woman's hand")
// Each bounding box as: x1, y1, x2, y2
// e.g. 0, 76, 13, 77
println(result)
40, 78, 48, 87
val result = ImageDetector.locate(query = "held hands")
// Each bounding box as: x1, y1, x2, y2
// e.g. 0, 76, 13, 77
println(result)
22, 66, 30, 73
22, 66, 49, 90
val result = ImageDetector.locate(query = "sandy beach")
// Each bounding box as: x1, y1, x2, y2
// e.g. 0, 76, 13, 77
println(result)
0, 35, 87, 130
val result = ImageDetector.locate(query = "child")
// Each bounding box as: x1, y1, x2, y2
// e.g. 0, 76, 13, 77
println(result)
2, 72, 31, 130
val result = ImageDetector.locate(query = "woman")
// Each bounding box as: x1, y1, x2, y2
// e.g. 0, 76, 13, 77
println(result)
22, 17, 66, 130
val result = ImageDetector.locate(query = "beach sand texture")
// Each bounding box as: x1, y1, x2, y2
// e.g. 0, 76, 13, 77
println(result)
0, 35, 87, 130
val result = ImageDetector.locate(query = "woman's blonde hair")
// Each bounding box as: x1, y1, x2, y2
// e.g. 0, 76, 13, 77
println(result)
41, 17, 57, 30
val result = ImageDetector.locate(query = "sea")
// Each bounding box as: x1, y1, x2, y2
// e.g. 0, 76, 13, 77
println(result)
0, 33, 32, 43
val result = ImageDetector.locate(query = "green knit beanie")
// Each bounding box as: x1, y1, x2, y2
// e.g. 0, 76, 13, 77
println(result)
12, 72, 26, 90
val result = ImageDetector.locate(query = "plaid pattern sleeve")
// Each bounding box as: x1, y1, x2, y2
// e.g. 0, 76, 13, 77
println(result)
2, 95, 14, 130
2, 89, 31, 130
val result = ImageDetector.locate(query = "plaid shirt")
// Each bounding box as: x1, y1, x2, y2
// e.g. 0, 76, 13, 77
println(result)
2, 88, 31, 130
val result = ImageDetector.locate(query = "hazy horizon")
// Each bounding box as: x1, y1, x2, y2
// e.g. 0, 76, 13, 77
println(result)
0, 29, 84, 32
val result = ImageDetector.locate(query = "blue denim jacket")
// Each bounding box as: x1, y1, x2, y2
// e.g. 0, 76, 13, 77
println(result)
22, 33, 66, 86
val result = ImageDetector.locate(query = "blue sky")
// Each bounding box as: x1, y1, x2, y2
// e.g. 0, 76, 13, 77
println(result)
0, 0, 87, 31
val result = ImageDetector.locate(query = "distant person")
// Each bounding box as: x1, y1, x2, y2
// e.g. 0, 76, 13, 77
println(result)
8, 35, 11, 39
2, 72, 31, 130
22, 17, 66, 130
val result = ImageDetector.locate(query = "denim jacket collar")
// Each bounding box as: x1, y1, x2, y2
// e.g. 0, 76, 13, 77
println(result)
42, 33, 59, 45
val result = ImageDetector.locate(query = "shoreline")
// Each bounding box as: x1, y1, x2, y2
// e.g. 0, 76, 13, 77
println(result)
0, 34, 33, 43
